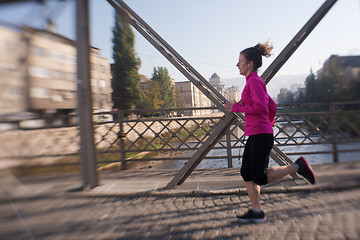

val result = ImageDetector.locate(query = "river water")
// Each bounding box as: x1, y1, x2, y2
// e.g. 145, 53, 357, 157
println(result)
156, 141, 360, 169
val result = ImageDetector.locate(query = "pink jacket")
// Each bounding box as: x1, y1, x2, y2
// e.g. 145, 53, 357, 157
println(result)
232, 71, 276, 136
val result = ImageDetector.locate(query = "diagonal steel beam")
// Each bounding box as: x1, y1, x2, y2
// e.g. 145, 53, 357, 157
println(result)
107, 0, 337, 188
262, 0, 337, 84
167, 114, 237, 187
107, 0, 227, 109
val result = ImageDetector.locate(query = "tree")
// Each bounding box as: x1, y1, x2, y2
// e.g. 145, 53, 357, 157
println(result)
151, 67, 175, 109
305, 70, 318, 103
112, 13, 142, 110
277, 88, 294, 104
143, 80, 163, 109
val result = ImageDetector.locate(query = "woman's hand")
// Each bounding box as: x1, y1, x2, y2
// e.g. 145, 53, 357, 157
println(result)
224, 101, 234, 111
225, 100, 242, 112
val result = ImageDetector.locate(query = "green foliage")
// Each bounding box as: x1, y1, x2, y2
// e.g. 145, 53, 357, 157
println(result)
305, 58, 360, 103
305, 72, 317, 103
277, 57, 360, 104
136, 67, 177, 112
112, 13, 142, 110
151, 67, 175, 109
277, 88, 294, 104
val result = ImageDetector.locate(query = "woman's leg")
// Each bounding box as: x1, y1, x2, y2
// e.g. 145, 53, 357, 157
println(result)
266, 164, 297, 183
245, 181, 261, 211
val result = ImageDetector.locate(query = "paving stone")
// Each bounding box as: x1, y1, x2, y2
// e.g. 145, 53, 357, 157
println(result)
1, 162, 360, 239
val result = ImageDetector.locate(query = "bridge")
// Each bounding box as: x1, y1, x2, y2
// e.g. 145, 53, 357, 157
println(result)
1, 0, 359, 189
1, 0, 360, 239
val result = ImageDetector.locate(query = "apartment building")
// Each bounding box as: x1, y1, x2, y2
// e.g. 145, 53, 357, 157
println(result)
0, 24, 27, 116
175, 73, 241, 115
0, 23, 112, 119
175, 81, 212, 116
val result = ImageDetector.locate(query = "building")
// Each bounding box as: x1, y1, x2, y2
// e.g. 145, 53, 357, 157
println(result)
209, 72, 241, 107
228, 85, 241, 102
209, 73, 229, 100
89, 48, 112, 111
317, 55, 360, 79
0, 23, 27, 116
175, 73, 242, 115
290, 83, 304, 93
0, 23, 113, 119
175, 81, 211, 116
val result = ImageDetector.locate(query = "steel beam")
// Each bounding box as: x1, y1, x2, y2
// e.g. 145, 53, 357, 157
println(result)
166, 114, 236, 188
107, 0, 227, 110
262, 0, 338, 84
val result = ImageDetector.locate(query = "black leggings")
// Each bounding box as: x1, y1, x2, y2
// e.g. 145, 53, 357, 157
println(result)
241, 134, 274, 185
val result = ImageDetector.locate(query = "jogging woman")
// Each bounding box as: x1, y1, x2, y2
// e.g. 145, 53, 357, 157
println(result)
225, 41, 316, 223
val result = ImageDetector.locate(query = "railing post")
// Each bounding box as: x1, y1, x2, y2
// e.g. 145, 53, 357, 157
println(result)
226, 128, 233, 168
118, 111, 127, 170
76, 0, 98, 189
330, 102, 338, 163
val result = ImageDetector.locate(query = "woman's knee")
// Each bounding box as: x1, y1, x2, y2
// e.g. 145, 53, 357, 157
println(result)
252, 173, 268, 186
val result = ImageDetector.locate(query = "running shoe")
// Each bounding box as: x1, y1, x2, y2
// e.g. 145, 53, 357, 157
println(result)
295, 156, 316, 184
236, 209, 266, 223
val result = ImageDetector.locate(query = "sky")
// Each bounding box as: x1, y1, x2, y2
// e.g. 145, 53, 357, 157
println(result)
0, 0, 359, 85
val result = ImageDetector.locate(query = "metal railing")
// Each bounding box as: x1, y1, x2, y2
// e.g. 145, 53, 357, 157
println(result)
0, 102, 359, 171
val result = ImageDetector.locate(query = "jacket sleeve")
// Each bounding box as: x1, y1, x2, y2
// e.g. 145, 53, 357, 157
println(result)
268, 96, 277, 125
232, 79, 269, 115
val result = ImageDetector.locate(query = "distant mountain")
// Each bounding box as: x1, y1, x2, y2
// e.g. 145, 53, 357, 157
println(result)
222, 73, 308, 99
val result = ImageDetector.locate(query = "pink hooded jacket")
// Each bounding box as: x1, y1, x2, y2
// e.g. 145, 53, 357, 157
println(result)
232, 71, 277, 136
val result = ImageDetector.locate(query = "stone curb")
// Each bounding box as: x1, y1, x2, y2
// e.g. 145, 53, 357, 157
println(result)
63, 180, 360, 199
2, 181, 359, 202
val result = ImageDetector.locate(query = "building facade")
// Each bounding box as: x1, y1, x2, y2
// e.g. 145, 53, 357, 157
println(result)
317, 55, 360, 79
175, 73, 241, 115
175, 81, 211, 116
0, 24, 27, 116
209, 73, 229, 100
209, 72, 241, 102
0, 23, 113, 119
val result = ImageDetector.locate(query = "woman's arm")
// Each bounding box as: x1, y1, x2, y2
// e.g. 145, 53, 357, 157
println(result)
233, 79, 269, 115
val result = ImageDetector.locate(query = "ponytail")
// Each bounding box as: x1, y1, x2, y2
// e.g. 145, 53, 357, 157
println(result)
241, 40, 273, 71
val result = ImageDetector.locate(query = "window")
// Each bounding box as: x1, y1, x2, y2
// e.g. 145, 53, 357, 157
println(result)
4, 86, 23, 99
99, 65, 106, 73
68, 73, 76, 81
100, 80, 106, 87
29, 66, 50, 78
52, 70, 63, 79
0, 63, 21, 77
51, 94, 63, 102
30, 87, 50, 98
30, 46, 46, 57
64, 91, 75, 99
91, 78, 97, 86
51, 51, 63, 62
68, 55, 77, 64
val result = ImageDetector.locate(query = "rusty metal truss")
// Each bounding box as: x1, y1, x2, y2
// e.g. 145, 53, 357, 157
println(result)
1, 102, 359, 167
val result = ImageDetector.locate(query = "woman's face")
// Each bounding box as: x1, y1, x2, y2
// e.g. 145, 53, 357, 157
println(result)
236, 53, 253, 77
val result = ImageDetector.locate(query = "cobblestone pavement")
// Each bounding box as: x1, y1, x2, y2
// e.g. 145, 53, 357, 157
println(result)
1, 187, 360, 239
